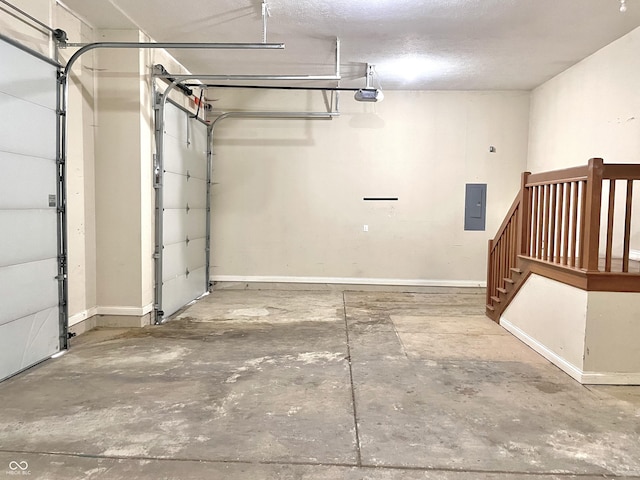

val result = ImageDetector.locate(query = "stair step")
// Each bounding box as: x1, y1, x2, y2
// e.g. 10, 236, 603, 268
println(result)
490, 296, 501, 304
497, 287, 508, 294
503, 278, 515, 285
510, 268, 522, 274
486, 304, 495, 311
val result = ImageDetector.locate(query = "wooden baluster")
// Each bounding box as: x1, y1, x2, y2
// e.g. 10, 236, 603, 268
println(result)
562, 182, 571, 266
518, 172, 531, 256
556, 183, 564, 264
543, 184, 551, 261
605, 179, 616, 272
487, 239, 493, 306
512, 213, 517, 266
579, 180, 588, 268
538, 185, 546, 259
549, 183, 557, 263
531, 186, 539, 258
623, 180, 633, 273
570, 181, 579, 267
583, 158, 604, 271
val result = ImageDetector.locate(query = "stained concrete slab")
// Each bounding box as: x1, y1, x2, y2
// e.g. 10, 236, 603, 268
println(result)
344, 291, 640, 476
0, 452, 627, 480
0, 287, 639, 480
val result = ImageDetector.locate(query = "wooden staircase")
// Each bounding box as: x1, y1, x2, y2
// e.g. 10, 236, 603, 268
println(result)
486, 158, 640, 322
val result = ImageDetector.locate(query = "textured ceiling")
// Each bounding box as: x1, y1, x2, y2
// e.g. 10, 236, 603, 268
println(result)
59, 0, 640, 90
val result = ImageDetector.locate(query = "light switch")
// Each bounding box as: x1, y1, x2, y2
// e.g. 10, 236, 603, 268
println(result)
363, 225, 369, 232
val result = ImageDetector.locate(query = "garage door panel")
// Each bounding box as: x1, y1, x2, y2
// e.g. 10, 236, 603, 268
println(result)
164, 172, 188, 209
187, 238, 206, 270
0, 259, 58, 327
190, 121, 208, 155
0, 37, 60, 382
0, 211, 57, 267
185, 147, 207, 180
164, 240, 205, 279
164, 104, 188, 141
187, 209, 207, 239
163, 210, 187, 246
0, 41, 57, 110
164, 135, 186, 174
161, 103, 208, 318
0, 92, 56, 159
162, 267, 206, 318
0, 307, 59, 382
187, 179, 207, 208
163, 242, 188, 282
0, 153, 56, 208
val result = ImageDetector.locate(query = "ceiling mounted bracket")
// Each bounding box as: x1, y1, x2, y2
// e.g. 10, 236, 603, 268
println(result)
262, 1, 272, 43
354, 64, 384, 102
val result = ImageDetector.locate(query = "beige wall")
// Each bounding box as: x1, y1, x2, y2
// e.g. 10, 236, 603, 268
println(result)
528, 26, 640, 173
94, 29, 148, 312
210, 89, 530, 284
585, 292, 640, 375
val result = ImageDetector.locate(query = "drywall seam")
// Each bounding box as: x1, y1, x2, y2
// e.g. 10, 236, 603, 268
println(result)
211, 275, 486, 288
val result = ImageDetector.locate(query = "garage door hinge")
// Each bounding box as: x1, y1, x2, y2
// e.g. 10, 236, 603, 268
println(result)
67, 331, 77, 339
153, 253, 160, 259
55, 274, 67, 281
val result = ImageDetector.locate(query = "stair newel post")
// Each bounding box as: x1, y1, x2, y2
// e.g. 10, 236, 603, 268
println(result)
518, 171, 532, 257
583, 158, 604, 272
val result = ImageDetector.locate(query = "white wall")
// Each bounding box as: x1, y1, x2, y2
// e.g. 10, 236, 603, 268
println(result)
210, 90, 530, 284
528, 26, 640, 173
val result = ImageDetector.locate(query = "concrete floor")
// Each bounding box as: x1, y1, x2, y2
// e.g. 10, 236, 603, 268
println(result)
1, 286, 639, 480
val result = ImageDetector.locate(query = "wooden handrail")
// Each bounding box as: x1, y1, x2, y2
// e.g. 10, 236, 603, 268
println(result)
490, 195, 520, 251
486, 157, 640, 321
526, 165, 588, 186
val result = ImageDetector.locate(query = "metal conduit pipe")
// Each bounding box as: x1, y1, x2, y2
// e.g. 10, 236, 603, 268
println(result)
61, 41, 284, 76
182, 84, 359, 92
154, 74, 341, 82
0, 0, 61, 36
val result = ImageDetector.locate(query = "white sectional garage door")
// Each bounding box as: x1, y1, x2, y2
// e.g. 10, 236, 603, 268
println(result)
0, 38, 61, 381
162, 102, 208, 317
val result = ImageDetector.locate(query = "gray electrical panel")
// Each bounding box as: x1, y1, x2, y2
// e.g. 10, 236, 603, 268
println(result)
464, 184, 487, 231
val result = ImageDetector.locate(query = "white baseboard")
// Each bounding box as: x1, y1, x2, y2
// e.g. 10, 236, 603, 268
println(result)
629, 249, 640, 262
68, 307, 98, 327
500, 318, 584, 383
97, 304, 154, 316
67, 304, 153, 326
211, 275, 486, 288
501, 318, 640, 385
581, 371, 640, 385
